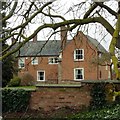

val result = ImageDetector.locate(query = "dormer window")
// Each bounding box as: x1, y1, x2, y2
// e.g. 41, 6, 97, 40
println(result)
74, 49, 84, 61
31, 57, 38, 65
48, 57, 59, 64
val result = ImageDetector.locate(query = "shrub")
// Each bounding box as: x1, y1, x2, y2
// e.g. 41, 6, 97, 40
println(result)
70, 104, 120, 119
8, 76, 21, 87
90, 83, 106, 110
2, 89, 30, 112
20, 72, 35, 86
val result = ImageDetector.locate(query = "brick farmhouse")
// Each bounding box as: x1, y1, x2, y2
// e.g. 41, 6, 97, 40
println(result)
17, 27, 110, 84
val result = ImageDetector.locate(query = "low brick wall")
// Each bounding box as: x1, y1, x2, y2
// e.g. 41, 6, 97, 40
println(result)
29, 85, 91, 112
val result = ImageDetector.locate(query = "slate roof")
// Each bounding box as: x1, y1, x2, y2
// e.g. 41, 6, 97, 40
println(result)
18, 35, 107, 57
86, 36, 107, 53
19, 40, 63, 56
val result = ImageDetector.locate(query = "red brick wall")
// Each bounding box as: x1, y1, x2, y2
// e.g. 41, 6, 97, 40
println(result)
18, 32, 110, 83
61, 32, 109, 81
18, 57, 58, 83
29, 86, 91, 111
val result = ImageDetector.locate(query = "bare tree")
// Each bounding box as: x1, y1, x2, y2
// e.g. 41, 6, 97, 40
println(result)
0, 0, 120, 79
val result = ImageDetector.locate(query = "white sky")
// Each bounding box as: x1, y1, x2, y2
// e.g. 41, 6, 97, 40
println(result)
8, 0, 118, 51
36, 0, 117, 51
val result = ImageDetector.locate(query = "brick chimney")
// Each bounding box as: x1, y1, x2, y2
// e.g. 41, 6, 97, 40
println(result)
11, 37, 15, 44
60, 26, 67, 49
33, 34, 37, 42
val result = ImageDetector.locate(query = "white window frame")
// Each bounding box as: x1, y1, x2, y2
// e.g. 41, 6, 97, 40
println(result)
48, 57, 59, 64
37, 70, 45, 81
74, 49, 84, 61
74, 68, 84, 81
31, 57, 38, 65
18, 58, 25, 69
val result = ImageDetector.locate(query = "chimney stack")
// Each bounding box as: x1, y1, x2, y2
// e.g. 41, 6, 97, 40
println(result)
11, 37, 15, 44
60, 26, 67, 49
33, 34, 37, 42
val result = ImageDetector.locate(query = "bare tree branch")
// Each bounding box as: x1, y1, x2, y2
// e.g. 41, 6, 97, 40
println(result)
95, 2, 117, 18
7, 1, 54, 33
83, 3, 98, 18
1, 2, 18, 23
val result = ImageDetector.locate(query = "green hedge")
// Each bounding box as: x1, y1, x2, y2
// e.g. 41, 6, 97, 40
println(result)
2, 89, 30, 112
90, 83, 106, 110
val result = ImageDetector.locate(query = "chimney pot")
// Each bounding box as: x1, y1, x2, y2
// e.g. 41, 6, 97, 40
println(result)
11, 37, 15, 44
60, 26, 67, 49
33, 34, 37, 42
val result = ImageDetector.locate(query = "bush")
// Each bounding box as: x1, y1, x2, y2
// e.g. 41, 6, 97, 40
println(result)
2, 89, 30, 112
8, 76, 21, 87
70, 104, 120, 119
20, 72, 35, 86
90, 83, 106, 110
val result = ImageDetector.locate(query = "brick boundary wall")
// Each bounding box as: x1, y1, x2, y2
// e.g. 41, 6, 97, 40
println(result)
29, 85, 91, 112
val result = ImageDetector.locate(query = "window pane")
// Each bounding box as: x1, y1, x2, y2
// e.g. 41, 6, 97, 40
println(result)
75, 68, 83, 80
20, 63, 24, 68
38, 72, 44, 81
19, 58, 25, 68
76, 75, 82, 79
78, 50, 81, 54
80, 50, 82, 54
77, 69, 81, 74
51, 58, 54, 63
31, 57, 38, 65
75, 49, 84, 60
76, 50, 78, 54
40, 76, 44, 80
40, 72, 44, 76
80, 55, 83, 59
77, 75, 83, 79
55, 58, 58, 63
49, 57, 58, 64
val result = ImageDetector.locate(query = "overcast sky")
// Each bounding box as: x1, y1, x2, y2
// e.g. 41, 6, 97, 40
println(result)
36, 0, 117, 51
8, 0, 118, 51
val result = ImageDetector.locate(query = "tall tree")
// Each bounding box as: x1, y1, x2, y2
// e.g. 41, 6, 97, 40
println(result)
2, 42, 14, 87
1, 2, 14, 87
0, 0, 120, 79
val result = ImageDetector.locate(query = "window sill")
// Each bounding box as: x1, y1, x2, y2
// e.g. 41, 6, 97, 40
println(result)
31, 64, 38, 65
74, 79, 84, 81
19, 67, 25, 69
48, 63, 58, 65
37, 80, 45, 82
74, 59, 84, 62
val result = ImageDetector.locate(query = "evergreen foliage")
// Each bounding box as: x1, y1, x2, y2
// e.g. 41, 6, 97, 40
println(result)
90, 83, 106, 110
2, 42, 15, 87
70, 104, 120, 119
8, 76, 21, 87
2, 89, 30, 112
1, 2, 15, 87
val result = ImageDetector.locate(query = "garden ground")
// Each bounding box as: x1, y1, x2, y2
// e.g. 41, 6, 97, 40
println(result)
3, 104, 120, 119
3, 106, 80, 119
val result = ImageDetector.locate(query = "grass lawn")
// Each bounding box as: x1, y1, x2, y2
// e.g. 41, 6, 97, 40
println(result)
3, 86, 36, 91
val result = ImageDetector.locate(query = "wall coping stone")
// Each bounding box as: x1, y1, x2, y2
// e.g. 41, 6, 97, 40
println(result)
36, 84, 82, 88
81, 80, 120, 84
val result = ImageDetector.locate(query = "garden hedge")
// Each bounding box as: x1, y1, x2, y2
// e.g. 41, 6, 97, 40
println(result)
2, 89, 30, 112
